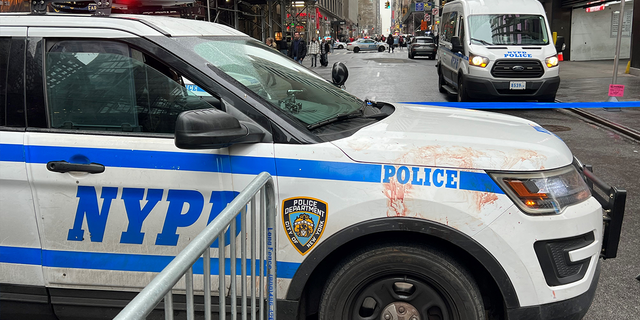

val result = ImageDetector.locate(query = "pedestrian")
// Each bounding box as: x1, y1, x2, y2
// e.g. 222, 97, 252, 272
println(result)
386, 34, 394, 53
398, 36, 404, 51
288, 32, 307, 64
308, 38, 320, 67
265, 37, 278, 50
320, 38, 330, 67
278, 37, 289, 56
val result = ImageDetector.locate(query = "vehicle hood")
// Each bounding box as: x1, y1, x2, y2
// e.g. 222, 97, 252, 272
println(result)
331, 104, 573, 171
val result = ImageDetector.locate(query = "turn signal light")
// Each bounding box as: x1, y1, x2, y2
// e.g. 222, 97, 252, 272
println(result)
469, 53, 489, 68
546, 55, 559, 68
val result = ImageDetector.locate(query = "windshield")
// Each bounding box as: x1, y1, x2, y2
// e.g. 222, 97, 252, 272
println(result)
468, 14, 549, 45
174, 37, 362, 127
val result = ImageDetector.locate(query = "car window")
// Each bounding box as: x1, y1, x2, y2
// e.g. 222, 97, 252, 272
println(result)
177, 37, 362, 128
45, 40, 214, 133
416, 38, 434, 44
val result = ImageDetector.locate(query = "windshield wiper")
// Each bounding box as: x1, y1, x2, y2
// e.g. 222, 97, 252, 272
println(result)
306, 104, 365, 130
470, 38, 494, 46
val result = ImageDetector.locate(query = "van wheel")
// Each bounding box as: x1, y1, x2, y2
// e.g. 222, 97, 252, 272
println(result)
457, 75, 470, 102
438, 68, 447, 93
318, 244, 485, 320
354, 47, 360, 53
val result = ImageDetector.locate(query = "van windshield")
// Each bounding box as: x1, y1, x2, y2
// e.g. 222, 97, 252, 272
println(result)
468, 14, 549, 45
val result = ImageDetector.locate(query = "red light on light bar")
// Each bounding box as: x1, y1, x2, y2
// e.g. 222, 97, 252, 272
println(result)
586, 5, 605, 12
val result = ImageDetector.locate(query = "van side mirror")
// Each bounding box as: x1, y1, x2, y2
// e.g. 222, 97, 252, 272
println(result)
175, 108, 264, 149
451, 37, 463, 54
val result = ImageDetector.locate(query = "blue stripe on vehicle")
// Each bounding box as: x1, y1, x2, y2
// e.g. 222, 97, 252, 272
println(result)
25, 145, 233, 173
0, 144, 25, 162
459, 171, 504, 194
0, 246, 42, 265
0, 246, 298, 278
401, 101, 640, 109
276, 158, 383, 182
0, 144, 502, 193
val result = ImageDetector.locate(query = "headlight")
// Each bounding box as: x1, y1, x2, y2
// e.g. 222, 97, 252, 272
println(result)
469, 53, 489, 68
545, 55, 559, 68
490, 165, 591, 215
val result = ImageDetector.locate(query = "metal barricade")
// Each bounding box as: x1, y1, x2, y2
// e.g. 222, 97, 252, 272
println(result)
114, 172, 277, 320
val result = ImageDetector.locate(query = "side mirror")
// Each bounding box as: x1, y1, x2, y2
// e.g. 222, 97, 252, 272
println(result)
175, 108, 264, 149
332, 62, 349, 87
451, 36, 463, 54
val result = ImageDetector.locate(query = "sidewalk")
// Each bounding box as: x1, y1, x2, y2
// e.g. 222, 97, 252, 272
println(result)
558, 59, 640, 133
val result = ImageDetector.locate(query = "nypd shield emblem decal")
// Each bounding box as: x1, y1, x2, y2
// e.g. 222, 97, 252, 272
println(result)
282, 197, 327, 255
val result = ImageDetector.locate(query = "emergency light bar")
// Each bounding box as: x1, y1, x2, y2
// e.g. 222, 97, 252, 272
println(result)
32, 0, 195, 16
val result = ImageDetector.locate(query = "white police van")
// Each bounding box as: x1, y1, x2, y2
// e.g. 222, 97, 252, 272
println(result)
437, 0, 560, 102
0, 3, 625, 320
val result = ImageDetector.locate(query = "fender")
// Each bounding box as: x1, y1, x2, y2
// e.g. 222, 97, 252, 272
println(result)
285, 217, 520, 309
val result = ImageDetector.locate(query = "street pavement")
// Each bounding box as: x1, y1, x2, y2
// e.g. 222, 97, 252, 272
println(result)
308, 48, 640, 319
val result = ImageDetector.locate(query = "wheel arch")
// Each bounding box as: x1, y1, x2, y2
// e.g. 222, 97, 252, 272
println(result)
286, 217, 518, 315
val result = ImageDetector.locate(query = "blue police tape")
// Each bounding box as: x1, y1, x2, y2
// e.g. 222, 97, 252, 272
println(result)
401, 101, 640, 109
0, 245, 300, 278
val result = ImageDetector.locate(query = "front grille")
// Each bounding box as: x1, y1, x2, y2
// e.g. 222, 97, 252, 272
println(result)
491, 59, 544, 78
534, 232, 595, 286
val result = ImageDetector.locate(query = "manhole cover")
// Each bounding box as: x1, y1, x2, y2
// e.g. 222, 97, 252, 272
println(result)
542, 125, 571, 132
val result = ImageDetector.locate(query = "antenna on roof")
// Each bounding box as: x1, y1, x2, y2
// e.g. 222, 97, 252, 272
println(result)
31, 0, 112, 17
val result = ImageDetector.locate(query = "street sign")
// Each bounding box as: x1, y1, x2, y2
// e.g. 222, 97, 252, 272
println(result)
425, 15, 431, 22
416, 2, 425, 12
432, 7, 439, 16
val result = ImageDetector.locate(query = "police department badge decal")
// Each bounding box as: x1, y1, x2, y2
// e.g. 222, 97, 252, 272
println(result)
282, 197, 327, 255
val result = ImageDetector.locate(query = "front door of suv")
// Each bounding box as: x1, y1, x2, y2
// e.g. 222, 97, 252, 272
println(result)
23, 28, 239, 295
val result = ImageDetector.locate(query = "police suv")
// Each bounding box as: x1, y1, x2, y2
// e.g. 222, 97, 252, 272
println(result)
0, 4, 625, 320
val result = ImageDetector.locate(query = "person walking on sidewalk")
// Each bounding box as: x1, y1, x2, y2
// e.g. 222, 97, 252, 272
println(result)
386, 34, 394, 53
398, 36, 404, 52
288, 32, 307, 64
320, 38, 331, 67
308, 38, 319, 67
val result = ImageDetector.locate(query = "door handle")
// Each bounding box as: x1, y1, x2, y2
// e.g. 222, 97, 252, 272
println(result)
46, 161, 105, 174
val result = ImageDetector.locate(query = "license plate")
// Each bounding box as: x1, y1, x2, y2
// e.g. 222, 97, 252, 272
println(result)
510, 81, 526, 90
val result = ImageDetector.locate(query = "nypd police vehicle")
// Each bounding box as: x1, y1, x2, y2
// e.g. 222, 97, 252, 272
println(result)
0, 4, 625, 320
437, 0, 561, 102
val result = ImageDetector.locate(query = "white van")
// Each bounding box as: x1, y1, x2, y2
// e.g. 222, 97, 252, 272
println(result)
437, 0, 560, 102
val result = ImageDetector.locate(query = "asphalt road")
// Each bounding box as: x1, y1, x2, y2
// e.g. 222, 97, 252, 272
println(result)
309, 48, 640, 319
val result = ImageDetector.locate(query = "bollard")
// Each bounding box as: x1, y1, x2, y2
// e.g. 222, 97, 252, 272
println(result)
625, 61, 631, 74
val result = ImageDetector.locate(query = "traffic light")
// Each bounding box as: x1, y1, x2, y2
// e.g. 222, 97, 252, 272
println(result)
385, 1, 390, 9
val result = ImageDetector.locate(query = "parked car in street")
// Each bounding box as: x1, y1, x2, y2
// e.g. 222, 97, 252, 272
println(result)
333, 40, 347, 49
408, 36, 437, 59
346, 38, 388, 53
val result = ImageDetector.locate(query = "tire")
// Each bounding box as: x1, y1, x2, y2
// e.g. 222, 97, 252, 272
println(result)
457, 75, 470, 102
339, 45, 344, 49
438, 67, 447, 93
319, 244, 485, 320
354, 47, 360, 53
378, 46, 385, 52
408, 53, 414, 59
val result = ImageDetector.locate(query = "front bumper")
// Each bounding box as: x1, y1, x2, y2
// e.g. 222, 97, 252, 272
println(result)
462, 74, 560, 100
506, 260, 601, 320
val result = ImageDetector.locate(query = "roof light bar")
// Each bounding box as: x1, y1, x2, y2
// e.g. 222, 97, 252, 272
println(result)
32, 0, 112, 16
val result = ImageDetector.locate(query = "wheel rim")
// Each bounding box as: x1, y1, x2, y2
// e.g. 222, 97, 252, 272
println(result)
346, 276, 454, 320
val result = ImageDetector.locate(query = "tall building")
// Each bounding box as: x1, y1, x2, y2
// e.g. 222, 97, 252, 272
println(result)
357, 0, 381, 37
